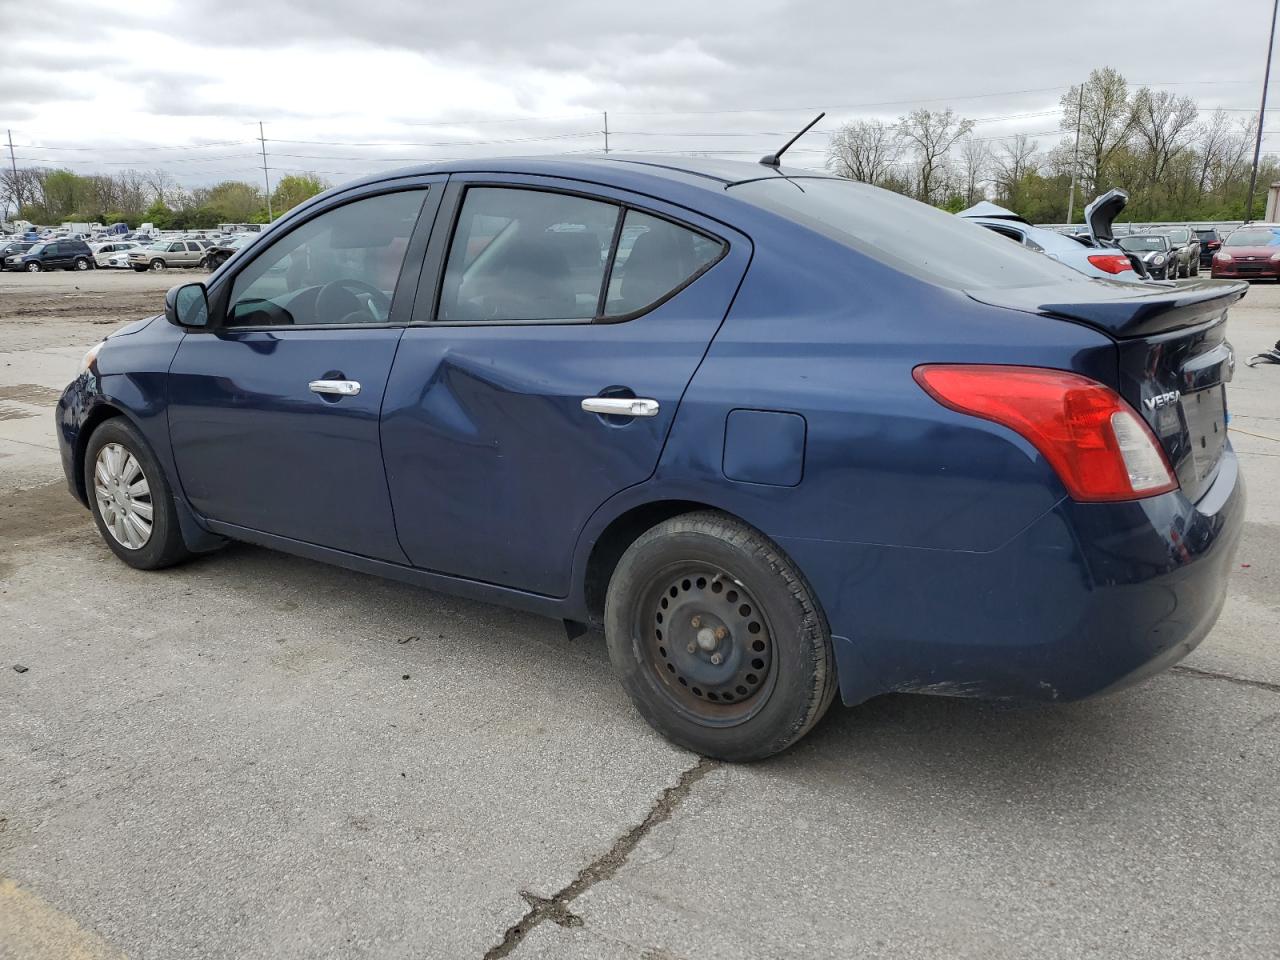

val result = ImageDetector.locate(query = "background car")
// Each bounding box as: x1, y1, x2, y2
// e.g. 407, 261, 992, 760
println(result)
1159, 226, 1200, 277
90, 240, 139, 268
958, 190, 1149, 283
1211, 225, 1280, 280
127, 239, 207, 271
1119, 234, 1175, 279
1194, 227, 1222, 268
201, 233, 254, 270
0, 239, 34, 271
10, 238, 94, 272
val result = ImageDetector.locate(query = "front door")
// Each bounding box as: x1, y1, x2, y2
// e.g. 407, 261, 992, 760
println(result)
381, 177, 749, 596
167, 182, 441, 561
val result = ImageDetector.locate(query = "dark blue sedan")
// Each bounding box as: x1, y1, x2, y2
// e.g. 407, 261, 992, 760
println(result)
56, 157, 1246, 760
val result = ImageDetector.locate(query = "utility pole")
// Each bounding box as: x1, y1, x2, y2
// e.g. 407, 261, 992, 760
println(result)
259, 121, 273, 222
603, 111, 610, 154
1066, 85, 1085, 225
6, 129, 18, 220
1246, 0, 1279, 222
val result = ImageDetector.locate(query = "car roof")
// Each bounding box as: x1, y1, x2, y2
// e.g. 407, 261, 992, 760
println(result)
339, 154, 832, 193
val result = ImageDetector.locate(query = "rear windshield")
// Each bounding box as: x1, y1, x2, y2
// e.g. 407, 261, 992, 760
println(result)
1194, 229, 1218, 240
1164, 228, 1191, 242
1120, 236, 1167, 252
732, 177, 1083, 289
1225, 228, 1280, 246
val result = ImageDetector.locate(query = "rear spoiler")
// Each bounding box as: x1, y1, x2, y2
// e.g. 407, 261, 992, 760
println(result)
968, 278, 1249, 338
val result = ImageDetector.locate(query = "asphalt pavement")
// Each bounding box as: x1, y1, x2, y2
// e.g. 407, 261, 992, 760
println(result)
1, 268, 1278, 959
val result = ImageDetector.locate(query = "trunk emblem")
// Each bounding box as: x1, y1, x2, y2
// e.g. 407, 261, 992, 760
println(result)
1143, 391, 1181, 411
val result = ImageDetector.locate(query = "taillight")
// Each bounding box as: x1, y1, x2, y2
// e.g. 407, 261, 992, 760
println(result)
1086, 253, 1134, 274
913, 365, 1179, 502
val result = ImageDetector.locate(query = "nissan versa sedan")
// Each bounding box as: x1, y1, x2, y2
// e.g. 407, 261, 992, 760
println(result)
56, 156, 1246, 761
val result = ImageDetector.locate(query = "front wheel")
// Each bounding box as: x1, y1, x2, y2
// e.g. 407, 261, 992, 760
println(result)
149, 259, 166, 271
605, 511, 837, 762
84, 418, 193, 570
25, 262, 41, 273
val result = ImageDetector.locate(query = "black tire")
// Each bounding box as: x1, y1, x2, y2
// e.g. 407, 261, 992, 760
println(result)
149, 258, 166, 271
1191, 259, 1200, 276
84, 417, 193, 570
26, 261, 41, 273
74, 257, 90, 271
605, 511, 837, 762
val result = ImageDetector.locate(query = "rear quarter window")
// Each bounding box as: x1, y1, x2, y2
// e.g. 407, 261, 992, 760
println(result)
733, 177, 1083, 290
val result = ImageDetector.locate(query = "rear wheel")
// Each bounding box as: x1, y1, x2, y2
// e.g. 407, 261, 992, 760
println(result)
605, 511, 836, 762
74, 257, 90, 271
84, 418, 193, 570
1191, 258, 1200, 276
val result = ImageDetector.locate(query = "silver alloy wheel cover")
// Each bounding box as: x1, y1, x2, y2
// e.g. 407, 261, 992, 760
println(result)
93, 442, 154, 550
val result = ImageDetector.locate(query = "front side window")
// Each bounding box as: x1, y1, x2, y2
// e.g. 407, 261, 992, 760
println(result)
439, 187, 618, 322
227, 189, 426, 327
603, 210, 724, 317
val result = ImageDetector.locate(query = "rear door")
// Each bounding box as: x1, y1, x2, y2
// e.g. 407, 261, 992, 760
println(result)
381, 175, 750, 596
167, 178, 443, 560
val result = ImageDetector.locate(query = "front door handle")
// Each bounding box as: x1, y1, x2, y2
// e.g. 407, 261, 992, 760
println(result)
581, 396, 660, 418
309, 379, 361, 397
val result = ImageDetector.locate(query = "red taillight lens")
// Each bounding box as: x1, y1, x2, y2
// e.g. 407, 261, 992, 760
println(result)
912, 365, 1179, 502
1086, 253, 1134, 274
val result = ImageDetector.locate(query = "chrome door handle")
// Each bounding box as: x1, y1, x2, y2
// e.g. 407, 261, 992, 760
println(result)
309, 379, 361, 397
581, 397, 660, 418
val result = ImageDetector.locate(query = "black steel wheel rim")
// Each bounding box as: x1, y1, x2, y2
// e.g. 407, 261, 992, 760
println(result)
634, 562, 777, 727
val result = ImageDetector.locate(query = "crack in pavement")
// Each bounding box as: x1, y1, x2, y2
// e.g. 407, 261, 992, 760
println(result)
1171, 664, 1280, 694
483, 757, 718, 959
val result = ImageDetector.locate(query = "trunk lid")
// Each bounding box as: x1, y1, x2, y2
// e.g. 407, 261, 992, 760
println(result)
1083, 188, 1127, 245
970, 278, 1248, 502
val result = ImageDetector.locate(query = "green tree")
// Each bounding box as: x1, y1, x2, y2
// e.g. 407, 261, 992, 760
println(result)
271, 174, 328, 216
206, 180, 263, 222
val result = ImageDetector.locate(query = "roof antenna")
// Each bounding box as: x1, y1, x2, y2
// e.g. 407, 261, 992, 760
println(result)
760, 112, 825, 168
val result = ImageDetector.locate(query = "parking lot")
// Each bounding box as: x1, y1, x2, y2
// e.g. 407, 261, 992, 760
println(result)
1, 268, 1278, 959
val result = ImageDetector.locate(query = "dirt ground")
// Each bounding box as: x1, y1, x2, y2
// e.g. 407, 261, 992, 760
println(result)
0, 268, 183, 351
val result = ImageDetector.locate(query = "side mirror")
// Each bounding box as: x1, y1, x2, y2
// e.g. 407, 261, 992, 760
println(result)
165, 282, 210, 328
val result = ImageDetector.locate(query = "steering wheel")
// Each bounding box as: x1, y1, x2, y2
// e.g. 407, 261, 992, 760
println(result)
315, 278, 393, 324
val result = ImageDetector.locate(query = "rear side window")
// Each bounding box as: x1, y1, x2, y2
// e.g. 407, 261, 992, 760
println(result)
733, 177, 1084, 290
603, 210, 724, 317
439, 187, 618, 322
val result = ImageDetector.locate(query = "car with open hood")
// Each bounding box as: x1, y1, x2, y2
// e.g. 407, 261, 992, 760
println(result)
56, 155, 1247, 761
958, 190, 1148, 282
1212, 224, 1280, 280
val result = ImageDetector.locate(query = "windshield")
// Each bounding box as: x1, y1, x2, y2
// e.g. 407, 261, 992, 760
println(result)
733, 177, 1083, 290
1119, 236, 1167, 252
1225, 228, 1280, 247
147, 240, 169, 250
25, 243, 46, 256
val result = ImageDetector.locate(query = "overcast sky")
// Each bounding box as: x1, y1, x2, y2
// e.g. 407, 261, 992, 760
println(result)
1, 0, 1274, 187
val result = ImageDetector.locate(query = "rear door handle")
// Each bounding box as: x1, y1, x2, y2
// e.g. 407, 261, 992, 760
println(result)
581, 397, 660, 418
309, 379, 361, 397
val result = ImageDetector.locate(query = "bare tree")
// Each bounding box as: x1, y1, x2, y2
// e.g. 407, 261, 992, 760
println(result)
1060, 67, 1134, 195
827, 119, 905, 186
958, 137, 992, 206
144, 168, 179, 205
1128, 87, 1199, 192
899, 108, 974, 205
992, 134, 1041, 208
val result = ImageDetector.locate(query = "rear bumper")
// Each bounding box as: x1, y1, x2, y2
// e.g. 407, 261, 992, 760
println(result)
784, 446, 1245, 705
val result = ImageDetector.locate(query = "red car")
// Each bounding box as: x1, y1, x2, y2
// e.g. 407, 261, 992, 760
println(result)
1212, 225, 1280, 280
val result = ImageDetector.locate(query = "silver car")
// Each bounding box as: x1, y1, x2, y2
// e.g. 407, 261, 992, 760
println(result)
127, 239, 206, 272
90, 241, 140, 268
958, 190, 1151, 284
